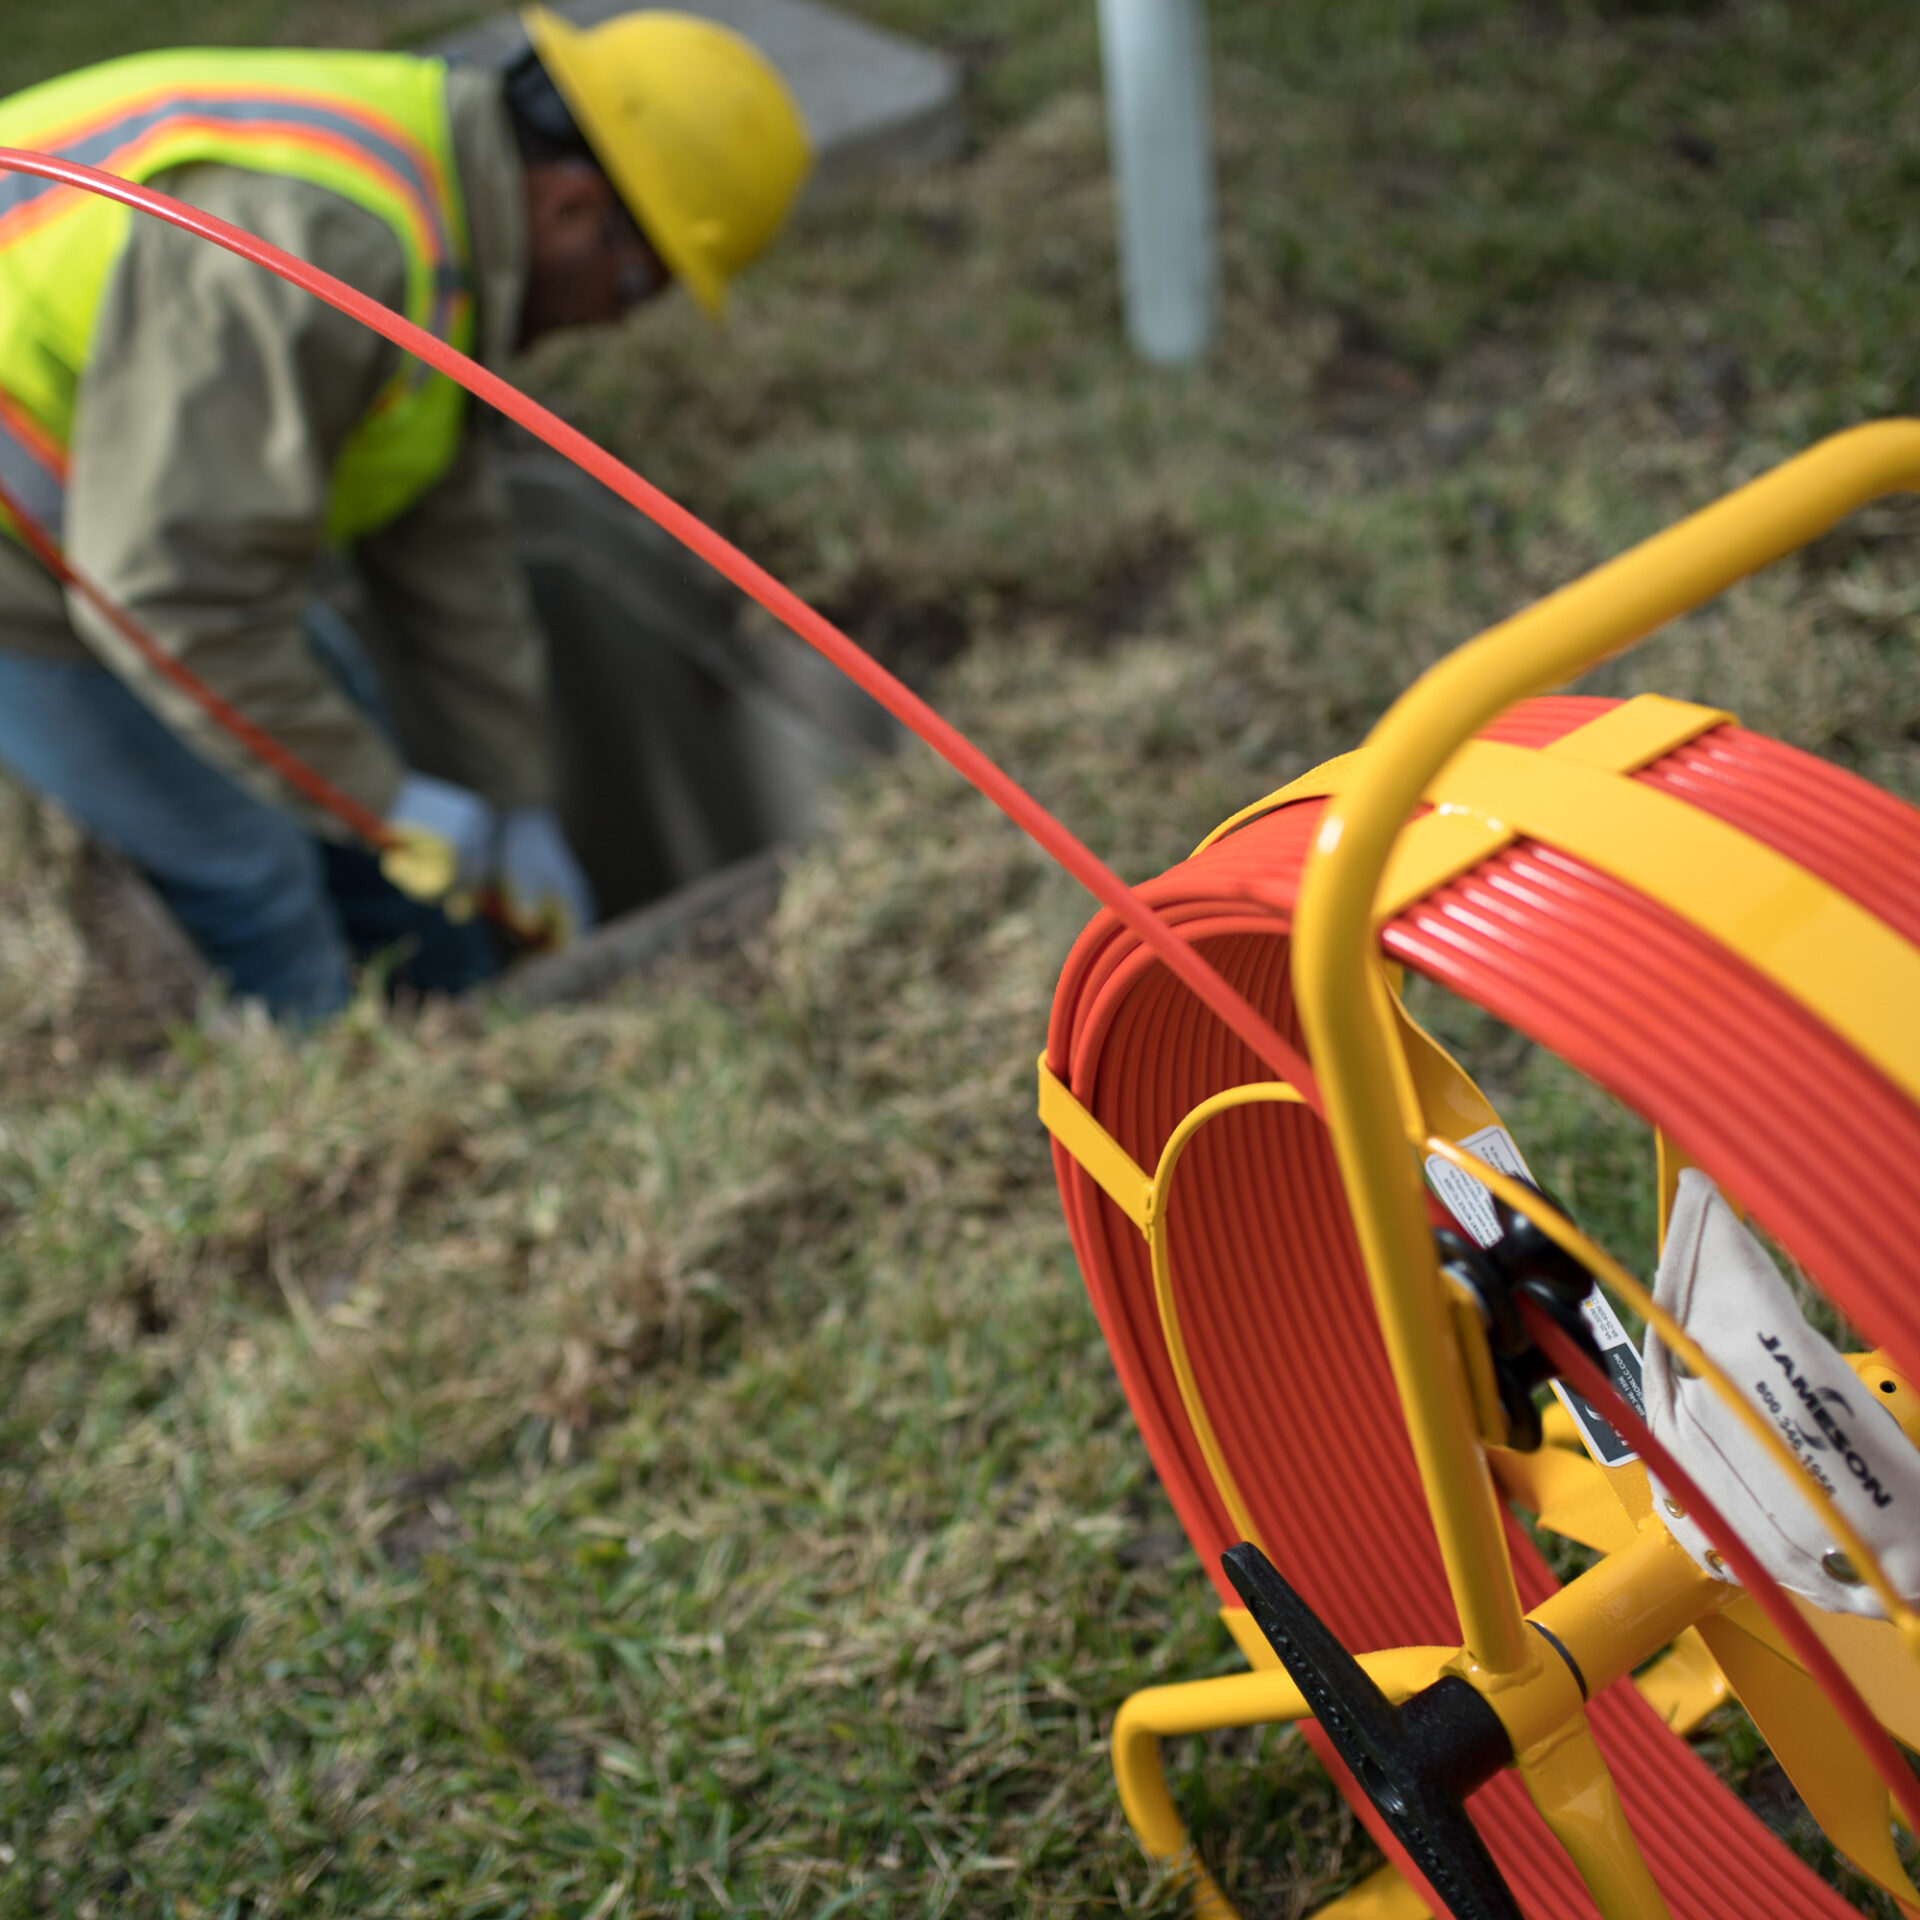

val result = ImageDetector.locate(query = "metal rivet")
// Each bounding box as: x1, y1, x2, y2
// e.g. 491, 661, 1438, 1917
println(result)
1663, 1497, 1685, 1520
1822, 1549, 1864, 1587
1704, 1550, 1726, 1575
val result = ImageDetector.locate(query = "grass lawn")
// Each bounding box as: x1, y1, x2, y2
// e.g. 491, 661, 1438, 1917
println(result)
4, 1, 1920, 1914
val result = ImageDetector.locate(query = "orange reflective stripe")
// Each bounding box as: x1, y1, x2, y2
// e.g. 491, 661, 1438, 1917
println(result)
0, 85, 457, 274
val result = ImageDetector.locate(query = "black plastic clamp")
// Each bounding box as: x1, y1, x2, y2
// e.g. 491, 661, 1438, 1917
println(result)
1435, 1185, 1604, 1451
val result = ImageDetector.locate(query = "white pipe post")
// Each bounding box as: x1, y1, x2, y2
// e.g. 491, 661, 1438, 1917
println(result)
1097, 0, 1218, 367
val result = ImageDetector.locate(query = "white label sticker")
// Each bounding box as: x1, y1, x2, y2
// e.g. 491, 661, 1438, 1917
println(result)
1579, 1289, 1634, 1356
1424, 1123, 1532, 1249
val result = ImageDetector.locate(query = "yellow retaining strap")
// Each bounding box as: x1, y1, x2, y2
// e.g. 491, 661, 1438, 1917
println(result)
1191, 692, 1728, 859
1037, 1052, 1153, 1230
1049, 695, 1734, 1211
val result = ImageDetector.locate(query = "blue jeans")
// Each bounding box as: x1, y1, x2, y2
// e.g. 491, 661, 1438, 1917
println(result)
0, 649, 499, 1022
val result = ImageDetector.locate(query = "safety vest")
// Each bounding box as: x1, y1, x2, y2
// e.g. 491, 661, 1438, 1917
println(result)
0, 48, 475, 551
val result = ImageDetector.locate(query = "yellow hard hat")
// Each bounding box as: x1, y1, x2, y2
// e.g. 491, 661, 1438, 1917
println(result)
519, 5, 811, 317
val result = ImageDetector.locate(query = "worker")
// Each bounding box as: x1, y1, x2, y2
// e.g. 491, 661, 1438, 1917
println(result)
0, 9, 811, 1020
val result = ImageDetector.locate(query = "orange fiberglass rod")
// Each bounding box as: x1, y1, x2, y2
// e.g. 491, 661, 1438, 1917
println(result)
0, 144, 1319, 1109
1048, 694, 1920, 1890
9, 148, 1910, 1865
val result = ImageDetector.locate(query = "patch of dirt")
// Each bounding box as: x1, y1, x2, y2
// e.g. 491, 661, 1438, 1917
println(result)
818, 515, 1197, 680
1076, 514, 1196, 647
1312, 345, 1430, 429
1311, 309, 1433, 431
0, 835, 207, 1097
375, 1460, 464, 1571
531, 1741, 596, 1805
67, 844, 208, 1049
818, 563, 974, 681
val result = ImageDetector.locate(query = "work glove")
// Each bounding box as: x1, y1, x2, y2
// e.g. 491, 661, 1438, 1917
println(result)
1644, 1169, 1920, 1618
379, 770, 497, 908
494, 806, 596, 948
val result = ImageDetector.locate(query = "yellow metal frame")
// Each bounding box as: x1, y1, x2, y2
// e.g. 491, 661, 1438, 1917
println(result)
1290, 421, 1920, 1688
1042, 424, 1920, 1917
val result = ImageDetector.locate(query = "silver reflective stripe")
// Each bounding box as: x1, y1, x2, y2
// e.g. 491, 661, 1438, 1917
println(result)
0, 407, 65, 541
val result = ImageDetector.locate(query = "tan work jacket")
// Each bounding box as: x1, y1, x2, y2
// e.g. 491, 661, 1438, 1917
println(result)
0, 66, 554, 827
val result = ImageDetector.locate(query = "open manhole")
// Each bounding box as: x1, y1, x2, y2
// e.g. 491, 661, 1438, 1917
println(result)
61, 454, 898, 1043
324, 446, 899, 1005
513, 450, 897, 921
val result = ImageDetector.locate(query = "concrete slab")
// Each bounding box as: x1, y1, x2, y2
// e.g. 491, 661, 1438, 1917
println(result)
428, 0, 964, 199
503, 845, 785, 1006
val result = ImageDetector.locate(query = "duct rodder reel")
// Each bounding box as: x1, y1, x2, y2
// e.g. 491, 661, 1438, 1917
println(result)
1041, 428, 1920, 1919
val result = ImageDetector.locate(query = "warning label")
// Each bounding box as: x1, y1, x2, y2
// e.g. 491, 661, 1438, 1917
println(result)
1550, 1290, 1645, 1468
1424, 1124, 1533, 1251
